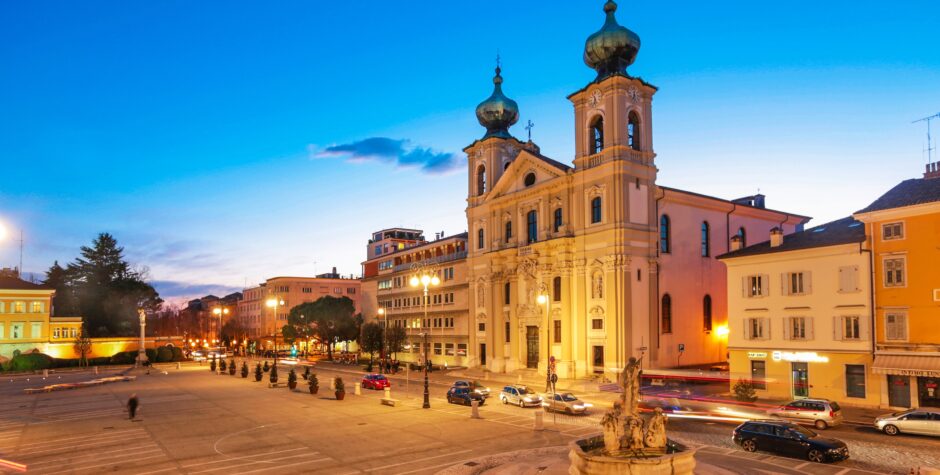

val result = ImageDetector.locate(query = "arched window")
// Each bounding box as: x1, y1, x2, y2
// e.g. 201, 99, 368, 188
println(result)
476, 164, 486, 196
627, 111, 641, 151
590, 116, 604, 154
524, 172, 536, 187
526, 210, 538, 244
477, 228, 484, 250
552, 276, 562, 302
659, 215, 671, 254
661, 294, 672, 334
737, 227, 747, 247
701, 221, 710, 257
553, 208, 563, 233
505, 220, 513, 243
703, 294, 713, 331
591, 197, 602, 224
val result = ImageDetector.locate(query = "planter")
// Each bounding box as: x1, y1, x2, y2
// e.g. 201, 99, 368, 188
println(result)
288, 381, 297, 390
309, 385, 319, 395
568, 436, 696, 475
335, 391, 346, 400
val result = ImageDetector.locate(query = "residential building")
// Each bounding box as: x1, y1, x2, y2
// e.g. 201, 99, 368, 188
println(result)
179, 292, 242, 344
463, 1, 807, 380
719, 218, 878, 405
0, 268, 82, 359
361, 230, 470, 367
855, 161, 940, 409
238, 270, 362, 349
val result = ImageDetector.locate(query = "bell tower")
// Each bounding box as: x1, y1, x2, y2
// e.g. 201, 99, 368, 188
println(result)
570, 0, 657, 169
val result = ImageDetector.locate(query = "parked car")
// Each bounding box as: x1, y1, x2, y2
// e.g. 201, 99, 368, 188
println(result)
638, 396, 692, 414
768, 398, 843, 429
875, 408, 940, 436
361, 374, 390, 390
499, 385, 543, 407
453, 380, 491, 398
732, 420, 849, 463
447, 387, 486, 406
542, 392, 592, 414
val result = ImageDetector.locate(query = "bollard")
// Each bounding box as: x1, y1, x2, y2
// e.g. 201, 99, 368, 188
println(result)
471, 399, 481, 419
94, 366, 99, 375
534, 409, 544, 431
43, 369, 48, 378
177, 362, 181, 370
330, 377, 336, 391
355, 382, 362, 396
517, 374, 523, 384
384, 387, 391, 400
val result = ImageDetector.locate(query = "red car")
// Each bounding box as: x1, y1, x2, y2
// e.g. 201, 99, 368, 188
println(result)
361, 374, 391, 390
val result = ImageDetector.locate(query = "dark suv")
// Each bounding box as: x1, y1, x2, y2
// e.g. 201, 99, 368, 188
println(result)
732, 420, 849, 463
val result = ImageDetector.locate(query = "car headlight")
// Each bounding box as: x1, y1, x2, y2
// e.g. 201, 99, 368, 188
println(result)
524, 397, 535, 402
572, 404, 585, 410
582, 403, 593, 408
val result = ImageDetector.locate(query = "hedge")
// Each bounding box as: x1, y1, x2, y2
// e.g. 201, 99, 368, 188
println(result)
8, 353, 54, 372
156, 346, 174, 363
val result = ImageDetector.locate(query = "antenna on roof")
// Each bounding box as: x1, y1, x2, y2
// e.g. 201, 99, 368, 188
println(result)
913, 112, 940, 164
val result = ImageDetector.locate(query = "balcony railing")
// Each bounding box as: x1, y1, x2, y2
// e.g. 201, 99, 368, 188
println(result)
392, 250, 468, 273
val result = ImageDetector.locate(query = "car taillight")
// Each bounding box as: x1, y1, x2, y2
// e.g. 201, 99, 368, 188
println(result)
829, 410, 834, 418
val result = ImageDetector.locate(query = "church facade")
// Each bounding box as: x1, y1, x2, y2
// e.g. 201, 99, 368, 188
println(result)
464, 1, 809, 380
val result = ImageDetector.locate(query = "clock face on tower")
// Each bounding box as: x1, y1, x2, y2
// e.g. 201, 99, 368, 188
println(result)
588, 90, 602, 108
628, 86, 641, 103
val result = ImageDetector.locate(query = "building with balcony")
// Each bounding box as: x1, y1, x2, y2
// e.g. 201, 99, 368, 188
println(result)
463, 2, 808, 380
361, 230, 470, 367
856, 161, 940, 409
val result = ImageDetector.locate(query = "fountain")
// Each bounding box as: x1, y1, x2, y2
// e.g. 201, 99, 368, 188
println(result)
568, 357, 696, 474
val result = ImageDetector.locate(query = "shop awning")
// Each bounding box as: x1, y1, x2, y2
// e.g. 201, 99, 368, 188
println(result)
873, 355, 940, 378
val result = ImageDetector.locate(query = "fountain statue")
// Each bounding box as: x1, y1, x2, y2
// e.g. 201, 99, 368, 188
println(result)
568, 356, 696, 475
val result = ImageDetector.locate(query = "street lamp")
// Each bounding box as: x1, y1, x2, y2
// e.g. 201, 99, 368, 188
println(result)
410, 267, 440, 409
213, 306, 229, 348
715, 325, 730, 363
266, 297, 285, 368
136, 309, 148, 368
377, 307, 387, 374
536, 283, 553, 394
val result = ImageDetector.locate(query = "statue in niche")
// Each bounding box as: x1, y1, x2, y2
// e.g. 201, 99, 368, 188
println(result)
477, 285, 485, 306
592, 272, 604, 299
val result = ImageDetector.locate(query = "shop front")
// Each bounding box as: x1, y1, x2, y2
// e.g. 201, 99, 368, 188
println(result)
730, 349, 878, 405
873, 354, 940, 409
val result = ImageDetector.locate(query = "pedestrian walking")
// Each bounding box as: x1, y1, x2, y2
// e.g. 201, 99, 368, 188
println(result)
127, 394, 139, 420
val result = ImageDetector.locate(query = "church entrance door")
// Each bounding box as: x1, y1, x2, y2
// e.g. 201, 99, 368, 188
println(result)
526, 326, 539, 369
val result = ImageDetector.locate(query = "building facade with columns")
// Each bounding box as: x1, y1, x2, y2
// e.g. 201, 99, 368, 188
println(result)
464, 1, 808, 380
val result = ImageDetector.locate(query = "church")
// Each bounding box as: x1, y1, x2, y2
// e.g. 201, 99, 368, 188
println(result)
464, 1, 809, 379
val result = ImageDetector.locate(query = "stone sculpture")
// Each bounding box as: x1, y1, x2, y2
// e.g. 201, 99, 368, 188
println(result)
600, 355, 668, 455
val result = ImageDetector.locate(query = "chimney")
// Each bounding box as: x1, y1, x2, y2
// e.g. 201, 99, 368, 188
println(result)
926, 161, 940, 180
730, 235, 744, 252
770, 227, 784, 248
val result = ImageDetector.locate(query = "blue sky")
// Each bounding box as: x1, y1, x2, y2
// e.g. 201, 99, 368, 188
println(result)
1, 1, 938, 303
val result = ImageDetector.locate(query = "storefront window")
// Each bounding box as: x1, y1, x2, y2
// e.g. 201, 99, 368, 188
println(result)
918, 377, 940, 408
751, 360, 766, 390
845, 364, 866, 399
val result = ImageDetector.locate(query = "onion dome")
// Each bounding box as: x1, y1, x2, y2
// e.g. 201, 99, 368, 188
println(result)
475, 65, 519, 139
583, 0, 641, 81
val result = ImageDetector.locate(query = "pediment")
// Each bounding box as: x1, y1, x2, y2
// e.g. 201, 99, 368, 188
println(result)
486, 149, 569, 200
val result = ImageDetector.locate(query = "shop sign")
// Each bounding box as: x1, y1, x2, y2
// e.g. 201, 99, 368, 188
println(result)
772, 351, 829, 363
887, 369, 940, 378
747, 352, 767, 359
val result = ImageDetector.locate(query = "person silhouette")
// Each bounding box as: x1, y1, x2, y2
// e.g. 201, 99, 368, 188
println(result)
127, 394, 139, 420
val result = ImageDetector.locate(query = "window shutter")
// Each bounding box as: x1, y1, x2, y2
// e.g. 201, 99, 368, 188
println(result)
807, 317, 815, 340
741, 276, 748, 298
782, 317, 789, 340
852, 266, 860, 292
761, 274, 770, 297
901, 315, 908, 340
833, 316, 841, 341
805, 272, 812, 295
781, 273, 788, 296
763, 317, 771, 340
860, 316, 870, 341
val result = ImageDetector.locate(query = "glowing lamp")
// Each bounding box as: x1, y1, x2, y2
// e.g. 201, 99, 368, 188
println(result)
536, 294, 547, 305
409, 276, 420, 287
715, 326, 730, 337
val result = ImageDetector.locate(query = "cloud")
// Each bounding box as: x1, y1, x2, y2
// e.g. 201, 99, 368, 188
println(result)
312, 137, 464, 174
151, 280, 243, 300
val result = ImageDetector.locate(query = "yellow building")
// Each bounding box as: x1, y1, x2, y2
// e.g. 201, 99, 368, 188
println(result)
720, 219, 879, 405
855, 162, 940, 409
0, 268, 83, 360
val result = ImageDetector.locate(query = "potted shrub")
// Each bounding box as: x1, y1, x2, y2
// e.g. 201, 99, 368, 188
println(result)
308, 373, 319, 394
269, 364, 279, 384
219, 359, 227, 373
229, 360, 237, 375
263, 361, 270, 372
303, 366, 310, 381
334, 377, 345, 400
241, 362, 249, 378
210, 357, 217, 372
287, 368, 297, 390
733, 379, 758, 402
254, 363, 263, 381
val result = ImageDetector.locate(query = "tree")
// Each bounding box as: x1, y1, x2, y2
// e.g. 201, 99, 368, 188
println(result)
293, 296, 358, 361
359, 322, 384, 370
221, 318, 247, 346
44, 261, 77, 316
73, 325, 92, 367
386, 326, 406, 361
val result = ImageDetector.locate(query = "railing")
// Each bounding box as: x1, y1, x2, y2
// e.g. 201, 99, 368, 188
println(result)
392, 251, 468, 273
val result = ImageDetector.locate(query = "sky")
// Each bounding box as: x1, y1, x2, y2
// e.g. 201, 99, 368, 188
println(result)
1, 1, 939, 304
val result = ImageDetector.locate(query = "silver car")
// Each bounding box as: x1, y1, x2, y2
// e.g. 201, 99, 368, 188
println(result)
542, 392, 593, 414
875, 408, 940, 436
499, 385, 542, 408
768, 398, 843, 430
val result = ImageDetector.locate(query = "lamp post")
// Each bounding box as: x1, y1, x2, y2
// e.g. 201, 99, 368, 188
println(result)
213, 306, 229, 349
378, 308, 387, 374
716, 325, 730, 363
536, 283, 553, 394
136, 309, 148, 368
266, 297, 284, 369
410, 266, 440, 409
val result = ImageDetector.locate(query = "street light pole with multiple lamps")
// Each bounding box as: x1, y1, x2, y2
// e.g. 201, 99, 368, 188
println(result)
266, 297, 285, 368
212, 306, 229, 349
536, 283, 554, 394
409, 267, 440, 409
